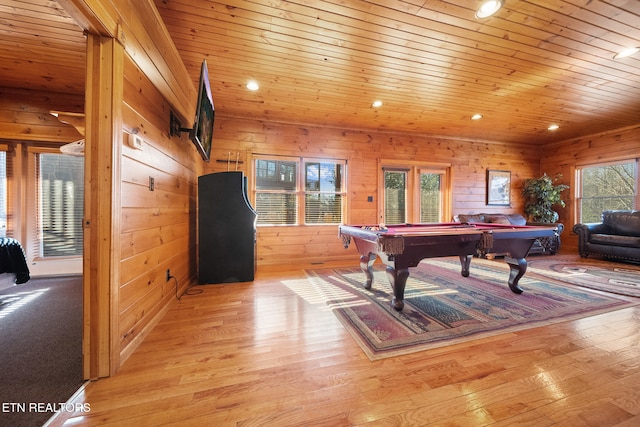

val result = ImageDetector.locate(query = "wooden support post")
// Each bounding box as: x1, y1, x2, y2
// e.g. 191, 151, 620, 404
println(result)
83, 34, 123, 379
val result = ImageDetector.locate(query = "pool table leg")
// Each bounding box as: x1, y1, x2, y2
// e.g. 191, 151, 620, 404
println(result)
359, 253, 377, 289
386, 266, 409, 311
505, 256, 526, 294
459, 254, 472, 277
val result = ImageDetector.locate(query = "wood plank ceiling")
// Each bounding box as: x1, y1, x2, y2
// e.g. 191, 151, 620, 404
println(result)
2, 0, 639, 145
0, 0, 85, 95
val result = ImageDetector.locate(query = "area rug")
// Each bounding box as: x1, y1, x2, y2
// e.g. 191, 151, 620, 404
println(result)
522, 256, 640, 298
304, 258, 638, 360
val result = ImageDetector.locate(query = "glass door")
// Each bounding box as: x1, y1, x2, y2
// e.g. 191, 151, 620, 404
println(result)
384, 170, 407, 224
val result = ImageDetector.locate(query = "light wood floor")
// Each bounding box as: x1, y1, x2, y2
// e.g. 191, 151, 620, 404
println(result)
51, 260, 640, 426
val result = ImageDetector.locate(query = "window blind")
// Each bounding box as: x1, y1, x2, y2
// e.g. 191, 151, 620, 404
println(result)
34, 153, 84, 257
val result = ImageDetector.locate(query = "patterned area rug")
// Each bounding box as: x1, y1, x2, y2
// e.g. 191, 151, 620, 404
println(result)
304, 258, 638, 360
523, 256, 640, 298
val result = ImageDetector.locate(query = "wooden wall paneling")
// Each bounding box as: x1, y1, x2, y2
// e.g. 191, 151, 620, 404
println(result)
120, 172, 190, 212
209, 119, 383, 267
118, 286, 163, 357
208, 116, 542, 268
347, 156, 379, 225
121, 72, 202, 178
118, 250, 192, 364
346, 133, 379, 224
121, 64, 169, 134
256, 226, 357, 267
79, 7, 202, 372
119, 202, 188, 233
559, 163, 577, 252
120, 222, 188, 260
554, 131, 640, 166
207, 145, 249, 175
119, 236, 189, 329
540, 125, 640, 254
119, 234, 190, 302
118, 52, 200, 366
117, 0, 196, 125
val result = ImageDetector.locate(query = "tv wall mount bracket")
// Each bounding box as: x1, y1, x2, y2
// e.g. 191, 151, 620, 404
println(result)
169, 111, 192, 137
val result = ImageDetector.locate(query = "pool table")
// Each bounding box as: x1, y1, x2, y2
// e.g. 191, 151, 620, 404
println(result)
339, 222, 558, 311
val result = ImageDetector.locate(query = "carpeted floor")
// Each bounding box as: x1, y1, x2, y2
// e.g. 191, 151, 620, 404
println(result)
0, 276, 83, 427
303, 257, 639, 360
525, 255, 640, 298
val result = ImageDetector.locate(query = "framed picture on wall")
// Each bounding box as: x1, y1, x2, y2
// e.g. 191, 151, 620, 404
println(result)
486, 169, 511, 206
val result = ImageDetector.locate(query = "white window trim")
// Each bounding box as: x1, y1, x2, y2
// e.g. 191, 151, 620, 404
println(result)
25, 146, 83, 276
378, 159, 452, 224
252, 154, 348, 226
574, 158, 639, 223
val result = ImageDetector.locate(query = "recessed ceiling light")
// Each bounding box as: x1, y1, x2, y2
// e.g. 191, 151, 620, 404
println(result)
475, 0, 503, 19
548, 124, 559, 131
372, 100, 383, 108
613, 47, 640, 59
246, 80, 259, 91
471, 113, 483, 120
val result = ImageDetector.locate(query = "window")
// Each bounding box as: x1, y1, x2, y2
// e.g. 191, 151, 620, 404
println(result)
0, 150, 7, 237
576, 160, 637, 223
384, 170, 407, 224
35, 153, 84, 257
304, 161, 344, 224
255, 159, 298, 225
254, 156, 346, 225
381, 164, 449, 224
420, 171, 442, 223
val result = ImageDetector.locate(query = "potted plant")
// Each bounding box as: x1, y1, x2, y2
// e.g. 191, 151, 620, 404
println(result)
522, 174, 569, 223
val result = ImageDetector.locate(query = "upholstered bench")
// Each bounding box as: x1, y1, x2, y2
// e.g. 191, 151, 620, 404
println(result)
455, 213, 563, 255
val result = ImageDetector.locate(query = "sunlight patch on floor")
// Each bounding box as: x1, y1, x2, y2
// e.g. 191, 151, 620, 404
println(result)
281, 274, 365, 310
0, 288, 49, 320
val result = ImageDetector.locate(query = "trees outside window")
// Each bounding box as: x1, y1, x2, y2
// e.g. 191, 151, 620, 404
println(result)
576, 161, 637, 223
384, 170, 406, 224
381, 165, 449, 224
420, 172, 442, 223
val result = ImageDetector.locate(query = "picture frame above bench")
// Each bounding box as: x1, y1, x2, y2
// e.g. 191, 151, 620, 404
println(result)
486, 170, 511, 206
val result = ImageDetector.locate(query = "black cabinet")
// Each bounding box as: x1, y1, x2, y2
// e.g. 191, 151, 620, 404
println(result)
198, 172, 257, 283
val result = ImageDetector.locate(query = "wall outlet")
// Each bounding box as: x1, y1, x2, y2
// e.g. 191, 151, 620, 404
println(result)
166, 269, 171, 282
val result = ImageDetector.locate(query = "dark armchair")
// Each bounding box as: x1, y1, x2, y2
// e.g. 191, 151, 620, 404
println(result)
573, 210, 640, 262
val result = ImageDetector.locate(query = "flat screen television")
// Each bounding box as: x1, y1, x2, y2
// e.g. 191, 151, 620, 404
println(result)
190, 60, 215, 162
